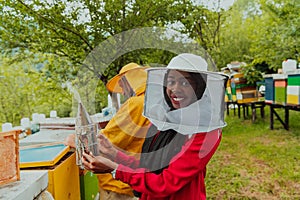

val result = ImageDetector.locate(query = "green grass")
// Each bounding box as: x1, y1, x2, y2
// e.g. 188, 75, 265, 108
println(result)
206, 106, 300, 199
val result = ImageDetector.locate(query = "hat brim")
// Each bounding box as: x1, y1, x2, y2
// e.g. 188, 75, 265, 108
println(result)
106, 74, 124, 93
106, 66, 149, 93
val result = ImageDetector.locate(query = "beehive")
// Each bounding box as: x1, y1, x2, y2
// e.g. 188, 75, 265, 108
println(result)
225, 79, 232, 102
273, 74, 288, 105
264, 75, 275, 104
287, 74, 300, 105
0, 130, 21, 186
236, 90, 258, 103
230, 80, 237, 101
231, 73, 247, 102
233, 73, 258, 103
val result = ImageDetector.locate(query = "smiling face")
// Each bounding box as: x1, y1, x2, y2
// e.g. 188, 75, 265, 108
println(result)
165, 70, 198, 109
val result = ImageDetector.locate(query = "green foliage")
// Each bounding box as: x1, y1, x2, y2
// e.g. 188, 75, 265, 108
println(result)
0, 54, 72, 126
218, 0, 299, 70
1, 0, 298, 76
0, 0, 194, 84
0, 0, 298, 121
246, 0, 300, 70
241, 64, 263, 84
180, 5, 225, 69
218, 1, 254, 68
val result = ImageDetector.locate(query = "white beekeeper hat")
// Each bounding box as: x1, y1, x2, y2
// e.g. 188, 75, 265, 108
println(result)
143, 53, 229, 135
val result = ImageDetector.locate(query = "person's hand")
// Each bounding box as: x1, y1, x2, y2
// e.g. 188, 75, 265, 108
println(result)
97, 134, 118, 160
64, 134, 76, 148
82, 151, 118, 174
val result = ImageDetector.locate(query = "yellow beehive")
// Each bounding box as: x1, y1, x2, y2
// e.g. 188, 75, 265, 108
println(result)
236, 90, 258, 103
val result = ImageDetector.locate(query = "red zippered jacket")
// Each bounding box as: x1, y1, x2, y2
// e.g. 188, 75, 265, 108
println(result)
114, 128, 222, 200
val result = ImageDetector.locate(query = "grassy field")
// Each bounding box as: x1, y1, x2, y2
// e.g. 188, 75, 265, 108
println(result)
206, 106, 300, 200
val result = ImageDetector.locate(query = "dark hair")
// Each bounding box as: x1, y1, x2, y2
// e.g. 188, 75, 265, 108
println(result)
163, 69, 207, 109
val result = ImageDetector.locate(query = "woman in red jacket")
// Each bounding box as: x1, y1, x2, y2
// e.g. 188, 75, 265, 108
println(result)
83, 53, 229, 200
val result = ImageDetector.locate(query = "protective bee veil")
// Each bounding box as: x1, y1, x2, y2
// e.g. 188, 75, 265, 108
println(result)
143, 53, 229, 135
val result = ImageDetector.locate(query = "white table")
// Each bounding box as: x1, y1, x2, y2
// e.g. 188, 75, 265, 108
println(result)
0, 171, 49, 200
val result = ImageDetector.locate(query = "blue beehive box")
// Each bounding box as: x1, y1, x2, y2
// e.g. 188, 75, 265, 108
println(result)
264, 75, 274, 103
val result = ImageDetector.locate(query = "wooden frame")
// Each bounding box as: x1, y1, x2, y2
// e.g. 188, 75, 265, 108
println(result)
0, 130, 21, 186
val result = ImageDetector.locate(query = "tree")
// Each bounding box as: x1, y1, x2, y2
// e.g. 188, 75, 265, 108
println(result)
214, 0, 299, 73
249, 0, 300, 71
0, 0, 193, 84
1, 0, 198, 114
0, 54, 72, 125
177, 3, 226, 69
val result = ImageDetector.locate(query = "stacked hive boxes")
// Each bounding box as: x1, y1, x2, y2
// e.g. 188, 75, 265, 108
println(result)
264, 72, 300, 106
287, 73, 300, 105
229, 76, 237, 102
273, 74, 288, 105
232, 73, 257, 103
225, 84, 230, 102
225, 78, 234, 102
264, 75, 274, 104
